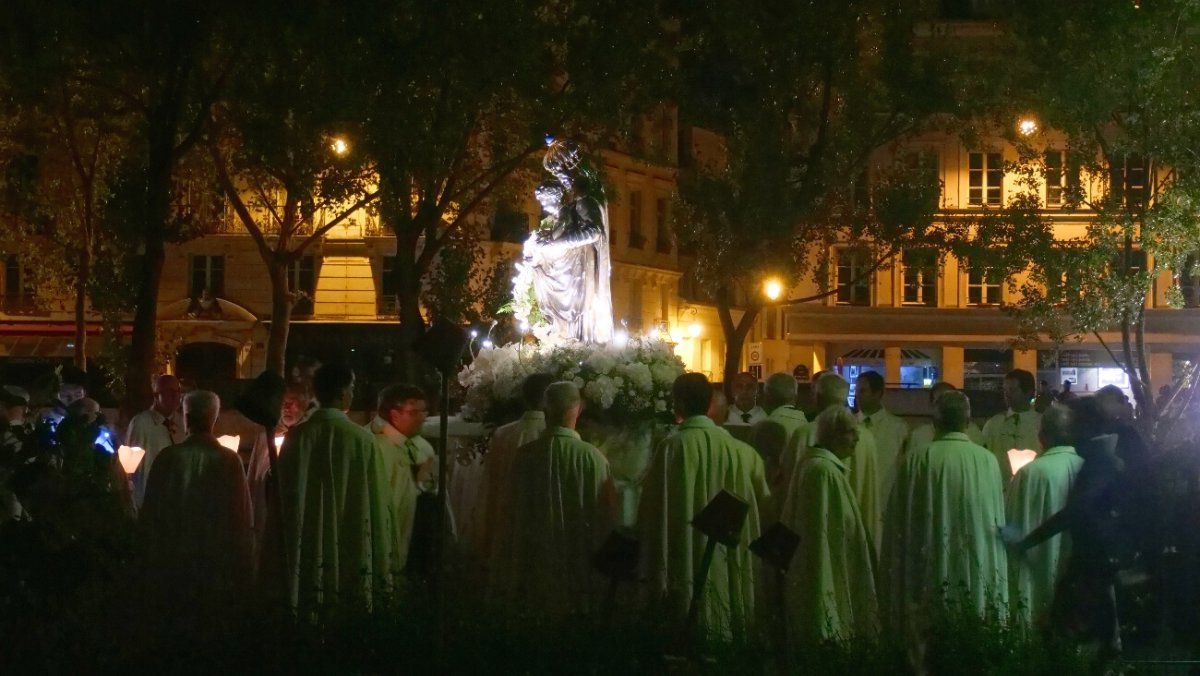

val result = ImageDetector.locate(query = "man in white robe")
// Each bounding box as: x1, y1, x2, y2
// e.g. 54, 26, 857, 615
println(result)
905, 382, 984, 457
261, 363, 399, 613
126, 374, 183, 510
981, 369, 1043, 485
784, 373, 880, 542
638, 373, 770, 639
784, 405, 879, 643
725, 372, 766, 426
478, 373, 552, 567
855, 370, 909, 514
881, 391, 1008, 636
141, 390, 253, 617
367, 383, 432, 573
494, 381, 617, 617
1004, 404, 1083, 626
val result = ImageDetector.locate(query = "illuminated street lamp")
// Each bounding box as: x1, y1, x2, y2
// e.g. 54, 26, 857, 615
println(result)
763, 278, 783, 302
330, 136, 350, 156
1017, 116, 1038, 137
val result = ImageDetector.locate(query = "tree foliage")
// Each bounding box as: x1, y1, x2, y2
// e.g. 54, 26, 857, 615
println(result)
960, 0, 1200, 440
672, 0, 971, 387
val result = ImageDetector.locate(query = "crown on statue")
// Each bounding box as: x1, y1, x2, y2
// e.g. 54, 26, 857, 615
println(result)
542, 134, 582, 177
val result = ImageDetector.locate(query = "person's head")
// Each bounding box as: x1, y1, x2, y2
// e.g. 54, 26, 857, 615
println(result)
730, 372, 759, 410
928, 381, 956, 403
67, 397, 101, 426
1039, 403, 1074, 449
152, 374, 182, 416
707, 387, 729, 422
761, 372, 798, 412
280, 385, 310, 427
1062, 380, 1073, 393
313, 363, 355, 410
58, 366, 87, 406
1094, 385, 1131, 421
534, 181, 566, 214
521, 373, 556, 412
855, 371, 886, 413
815, 372, 850, 411
1003, 369, 1036, 412
1066, 396, 1109, 452
377, 383, 428, 437
673, 373, 713, 419
933, 390, 972, 434
814, 405, 861, 460
184, 390, 220, 436
3, 386, 29, 424
545, 381, 583, 429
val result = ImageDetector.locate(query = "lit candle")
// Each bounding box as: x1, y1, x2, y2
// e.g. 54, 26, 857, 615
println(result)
1007, 448, 1038, 476
273, 435, 286, 449
217, 435, 241, 453
117, 445, 145, 475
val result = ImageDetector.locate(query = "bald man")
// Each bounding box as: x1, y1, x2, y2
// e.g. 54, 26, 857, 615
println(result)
142, 390, 253, 618
127, 374, 185, 509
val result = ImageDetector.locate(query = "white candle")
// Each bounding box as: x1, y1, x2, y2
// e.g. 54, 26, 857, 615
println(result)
217, 435, 241, 453
117, 445, 145, 475
1007, 448, 1038, 476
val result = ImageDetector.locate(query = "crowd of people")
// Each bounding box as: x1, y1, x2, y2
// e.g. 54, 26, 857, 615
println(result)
0, 361, 1152, 662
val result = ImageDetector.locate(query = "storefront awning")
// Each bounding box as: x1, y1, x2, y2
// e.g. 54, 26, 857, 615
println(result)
840, 348, 932, 362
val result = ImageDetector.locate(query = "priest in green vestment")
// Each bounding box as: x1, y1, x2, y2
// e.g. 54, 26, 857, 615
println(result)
784, 405, 879, 643
783, 373, 880, 544
981, 369, 1043, 484
142, 390, 253, 617
750, 373, 808, 490
881, 390, 1008, 635
262, 364, 399, 614
367, 383, 433, 572
638, 373, 770, 638
493, 381, 617, 617
1004, 404, 1083, 626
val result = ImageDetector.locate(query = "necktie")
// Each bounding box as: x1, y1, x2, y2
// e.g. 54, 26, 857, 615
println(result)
741, 412, 751, 424
163, 416, 176, 444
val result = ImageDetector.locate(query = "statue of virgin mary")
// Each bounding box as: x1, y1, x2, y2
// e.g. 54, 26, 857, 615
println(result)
521, 137, 613, 344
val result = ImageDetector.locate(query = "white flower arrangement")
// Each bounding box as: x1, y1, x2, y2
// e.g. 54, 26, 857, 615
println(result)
457, 338, 686, 426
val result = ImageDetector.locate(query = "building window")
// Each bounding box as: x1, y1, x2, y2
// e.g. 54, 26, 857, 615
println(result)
967, 258, 1003, 306
189, 255, 225, 298
1045, 151, 1065, 207
289, 255, 317, 316
1111, 155, 1149, 209
628, 190, 644, 249
380, 256, 399, 314
835, 249, 871, 306
1179, 254, 1200, 308
655, 197, 671, 254
2, 255, 35, 310
902, 249, 938, 306
968, 152, 1003, 206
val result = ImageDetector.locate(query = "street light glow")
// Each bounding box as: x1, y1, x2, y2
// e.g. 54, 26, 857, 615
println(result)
764, 278, 783, 301
1018, 117, 1038, 136
331, 137, 350, 156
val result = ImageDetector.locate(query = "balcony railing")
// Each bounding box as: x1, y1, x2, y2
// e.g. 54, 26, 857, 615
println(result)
201, 203, 383, 238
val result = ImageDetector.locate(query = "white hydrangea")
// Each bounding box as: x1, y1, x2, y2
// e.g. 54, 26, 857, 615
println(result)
583, 375, 619, 410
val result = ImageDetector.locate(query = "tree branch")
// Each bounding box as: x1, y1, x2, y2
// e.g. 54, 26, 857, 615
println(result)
294, 191, 381, 253
207, 141, 273, 262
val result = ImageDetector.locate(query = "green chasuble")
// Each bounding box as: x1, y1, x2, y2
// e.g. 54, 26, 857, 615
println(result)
880, 431, 1008, 635
784, 447, 879, 643
1005, 445, 1082, 626
263, 408, 400, 614
749, 405, 808, 497
493, 427, 617, 618
637, 415, 770, 638
784, 420, 881, 546
981, 409, 1043, 483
